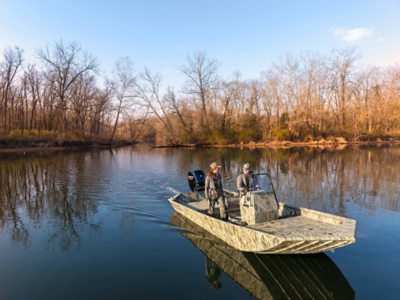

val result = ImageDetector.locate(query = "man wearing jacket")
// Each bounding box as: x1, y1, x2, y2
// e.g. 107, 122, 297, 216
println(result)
205, 162, 228, 221
237, 163, 260, 199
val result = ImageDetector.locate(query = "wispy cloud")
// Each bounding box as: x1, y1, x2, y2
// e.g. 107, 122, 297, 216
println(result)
331, 27, 376, 43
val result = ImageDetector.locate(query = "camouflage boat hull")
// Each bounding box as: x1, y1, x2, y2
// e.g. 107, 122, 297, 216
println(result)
168, 192, 356, 254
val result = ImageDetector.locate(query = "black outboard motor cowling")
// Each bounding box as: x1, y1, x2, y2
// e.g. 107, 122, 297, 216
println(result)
188, 170, 206, 192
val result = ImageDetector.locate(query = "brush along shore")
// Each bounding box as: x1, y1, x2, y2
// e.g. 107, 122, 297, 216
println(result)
150, 136, 400, 148
0, 137, 133, 153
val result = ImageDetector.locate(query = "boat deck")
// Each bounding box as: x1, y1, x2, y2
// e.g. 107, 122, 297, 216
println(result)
187, 198, 241, 217
248, 215, 345, 240
187, 200, 212, 211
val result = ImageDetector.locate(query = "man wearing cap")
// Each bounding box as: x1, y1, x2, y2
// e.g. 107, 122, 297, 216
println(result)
237, 163, 260, 201
205, 162, 228, 221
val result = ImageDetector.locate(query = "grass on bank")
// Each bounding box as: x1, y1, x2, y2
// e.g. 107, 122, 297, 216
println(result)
0, 130, 131, 149
195, 125, 399, 145
0, 126, 398, 149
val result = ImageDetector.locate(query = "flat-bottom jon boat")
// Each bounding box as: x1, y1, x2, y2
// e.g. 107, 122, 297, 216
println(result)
170, 212, 355, 300
168, 170, 357, 254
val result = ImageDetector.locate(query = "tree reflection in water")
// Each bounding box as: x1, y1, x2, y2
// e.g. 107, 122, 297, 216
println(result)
0, 152, 104, 251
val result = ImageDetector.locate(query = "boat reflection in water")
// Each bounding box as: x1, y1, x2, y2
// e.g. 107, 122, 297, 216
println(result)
170, 212, 355, 300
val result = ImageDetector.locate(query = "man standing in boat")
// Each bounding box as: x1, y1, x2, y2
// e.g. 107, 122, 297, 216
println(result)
237, 163, 260, 202
205, 162, 228, 221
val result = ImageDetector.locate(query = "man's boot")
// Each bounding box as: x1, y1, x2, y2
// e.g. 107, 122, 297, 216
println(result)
208, 201, 214, 217
221, 212, 228, 221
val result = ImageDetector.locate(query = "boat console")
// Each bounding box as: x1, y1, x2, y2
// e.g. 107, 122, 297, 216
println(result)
240, 190, 278, 225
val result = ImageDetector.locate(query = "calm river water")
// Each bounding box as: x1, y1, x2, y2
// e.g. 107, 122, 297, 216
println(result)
0, 145, 399, 299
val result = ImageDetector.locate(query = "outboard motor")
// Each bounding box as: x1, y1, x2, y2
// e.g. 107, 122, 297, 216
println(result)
188, 169, 206, 192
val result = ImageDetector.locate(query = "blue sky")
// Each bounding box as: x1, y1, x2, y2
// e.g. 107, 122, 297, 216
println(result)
0, 0, 399, 87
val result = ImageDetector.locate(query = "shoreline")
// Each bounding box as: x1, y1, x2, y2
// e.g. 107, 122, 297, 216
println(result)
150, 139, 400, 149
0, 139, 399, 153
0, 145, 128, 154
207, 140, 400, 148
0, 139, 133, 154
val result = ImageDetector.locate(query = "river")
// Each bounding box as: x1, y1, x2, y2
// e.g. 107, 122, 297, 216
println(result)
0, 145, 399, 299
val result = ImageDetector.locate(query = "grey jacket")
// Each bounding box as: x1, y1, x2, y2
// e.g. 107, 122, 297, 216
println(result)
237, 172, 260, 192
205, 173, 224, 200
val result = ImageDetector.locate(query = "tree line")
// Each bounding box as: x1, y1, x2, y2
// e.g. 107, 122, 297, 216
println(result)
1, 41, 399, 145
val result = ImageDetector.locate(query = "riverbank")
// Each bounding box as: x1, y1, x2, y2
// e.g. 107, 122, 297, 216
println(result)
2, 136, 399, 152
0, 138, 132, 153
209, 139, 400, 149
150, 137, 400, 149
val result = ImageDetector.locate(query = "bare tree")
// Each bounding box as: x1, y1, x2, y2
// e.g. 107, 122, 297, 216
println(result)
110, 57, 136, 144
133, 68, 177, 143
24, 63, 41, 131
181, 52, 219, 131
0, 46, 24, 133
125, 106, 149, 143
90, 78, 114, 138
331, 48, 360, 126
36, 40, 99, 136
0, 42, 399, 146
164, 87, 193, 138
